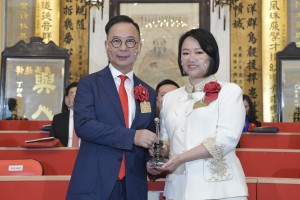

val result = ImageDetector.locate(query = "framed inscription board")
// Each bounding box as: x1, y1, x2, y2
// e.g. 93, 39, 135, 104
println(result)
276, 42, 300, 122
0, 37, 69, 120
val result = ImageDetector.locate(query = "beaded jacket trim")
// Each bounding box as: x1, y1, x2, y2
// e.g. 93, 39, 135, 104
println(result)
203, 136, 233, 182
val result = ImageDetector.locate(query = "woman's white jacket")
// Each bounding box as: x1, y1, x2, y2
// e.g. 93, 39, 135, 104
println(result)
160, 81, 248, 200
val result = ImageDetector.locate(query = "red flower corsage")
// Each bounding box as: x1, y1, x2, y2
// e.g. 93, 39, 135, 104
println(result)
134, 85, 151, 113
134, 85, 149, 102
193, 81, 221, 109
203, 81, 221, 103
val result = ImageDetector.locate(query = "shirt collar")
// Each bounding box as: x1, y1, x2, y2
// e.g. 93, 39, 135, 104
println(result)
69, 108, 74, 117
185, 75, 217, 94
179, 76, 217, 103
109, 64, 134, 83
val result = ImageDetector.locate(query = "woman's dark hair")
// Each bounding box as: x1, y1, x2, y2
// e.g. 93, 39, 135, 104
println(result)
177, 28, 219, 77
61, 82, 78, 113
156, 79, 180, 93
105, 15, 140, 36
243, 94, 258, 123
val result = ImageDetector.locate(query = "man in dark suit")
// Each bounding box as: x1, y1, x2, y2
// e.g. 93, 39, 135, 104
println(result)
66, 15, 159, 200
49, 82, 78, 147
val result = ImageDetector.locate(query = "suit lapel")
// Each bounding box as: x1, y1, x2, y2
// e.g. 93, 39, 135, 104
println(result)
99, 67, 125, 126
131, 75, 142, 129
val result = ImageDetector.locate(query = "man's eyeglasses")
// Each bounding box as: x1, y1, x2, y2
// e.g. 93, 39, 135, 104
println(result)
110, 38, 137, 48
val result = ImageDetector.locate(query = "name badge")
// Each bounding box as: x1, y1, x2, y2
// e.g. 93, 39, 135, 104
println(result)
140, 101, 151, 113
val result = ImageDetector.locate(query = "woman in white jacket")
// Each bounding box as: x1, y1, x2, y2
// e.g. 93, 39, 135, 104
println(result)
159, 28, 248, 200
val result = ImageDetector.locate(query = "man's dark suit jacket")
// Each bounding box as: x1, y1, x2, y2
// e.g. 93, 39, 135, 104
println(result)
66, 66, 156, 200
49, 111, 70, 147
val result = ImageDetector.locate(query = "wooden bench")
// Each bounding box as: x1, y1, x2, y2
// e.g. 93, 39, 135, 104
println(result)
0, 159, 43, 176
1, 147, 299, 178
256, 177, 300, 200
262, 122, 300, 133
0, 120, 50, 131
148, 177, 300, 200
239, 132, 300, 149
0, 147, 78, 175
237, 148, 300, 178
0, 147, 299, 199
0, 176, 70, 200
4, 130, 297, 149
0, 131, 49, 147
1, 176, 298, 200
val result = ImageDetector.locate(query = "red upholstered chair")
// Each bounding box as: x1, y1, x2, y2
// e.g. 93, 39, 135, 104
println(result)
0, 159, 43, 176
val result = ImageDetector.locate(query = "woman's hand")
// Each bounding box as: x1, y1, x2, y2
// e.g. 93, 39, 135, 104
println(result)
161, 144, 211, 172
162, 154, 184, 172
146, 162, 165, 175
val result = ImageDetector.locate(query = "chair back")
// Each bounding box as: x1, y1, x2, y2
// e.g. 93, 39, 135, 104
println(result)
0, 159, 43, 176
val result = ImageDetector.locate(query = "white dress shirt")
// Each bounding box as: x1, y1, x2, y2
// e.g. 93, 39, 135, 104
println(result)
109, 64, 136, 128
68, 109, 80, 147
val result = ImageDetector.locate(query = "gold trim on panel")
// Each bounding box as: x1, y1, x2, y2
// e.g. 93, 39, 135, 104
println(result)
262, 0, 287, 121
35, 0, 60, 44
59, 0, 89, 82
0, 0, 2, 51
230, 0, 263, 122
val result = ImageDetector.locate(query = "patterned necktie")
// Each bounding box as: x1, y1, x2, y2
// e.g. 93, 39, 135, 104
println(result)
118, 75, 128, 180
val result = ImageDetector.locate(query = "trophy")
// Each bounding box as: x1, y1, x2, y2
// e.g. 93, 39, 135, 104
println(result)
149, 117, 166, 167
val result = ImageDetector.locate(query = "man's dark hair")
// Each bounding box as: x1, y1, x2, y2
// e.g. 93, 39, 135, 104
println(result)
156, 79, 180, 93
105, 15, 140, 36
61, 82, 78, 113
65, 82, 78, 97
7, 98, 17, 112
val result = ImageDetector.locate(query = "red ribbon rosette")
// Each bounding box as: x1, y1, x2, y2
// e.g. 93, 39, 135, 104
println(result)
203, 81, 221, 102
134, 85, 149, 102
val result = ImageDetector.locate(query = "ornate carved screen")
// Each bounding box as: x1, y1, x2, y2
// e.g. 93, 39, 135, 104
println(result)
0, 37, 69, 120
276, 42, 300, 122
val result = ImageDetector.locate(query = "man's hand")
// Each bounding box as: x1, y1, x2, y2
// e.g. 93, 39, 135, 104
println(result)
149, 143, 169, 157
161, 143, 169, 158
134, 129, 159, 148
